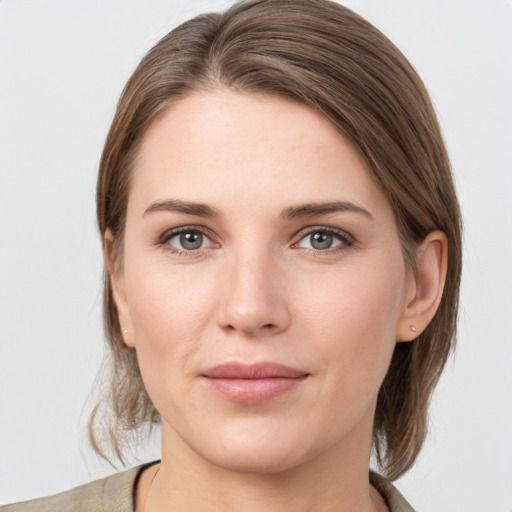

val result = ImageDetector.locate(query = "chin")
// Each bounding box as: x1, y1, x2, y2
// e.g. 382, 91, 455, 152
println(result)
205, 444, 307, 475
191, 423, 314, 475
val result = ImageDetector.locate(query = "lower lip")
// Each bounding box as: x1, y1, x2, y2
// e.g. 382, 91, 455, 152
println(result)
202, 376, 307, 404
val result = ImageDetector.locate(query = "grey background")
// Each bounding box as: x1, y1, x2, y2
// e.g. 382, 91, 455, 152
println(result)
1, 1, 511, 510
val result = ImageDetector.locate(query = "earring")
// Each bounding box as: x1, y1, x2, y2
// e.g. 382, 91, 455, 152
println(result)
122, 329, 128, 335
410, 325, 417, 333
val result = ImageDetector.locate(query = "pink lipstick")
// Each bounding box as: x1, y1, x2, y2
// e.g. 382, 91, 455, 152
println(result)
200, 362, 308, 405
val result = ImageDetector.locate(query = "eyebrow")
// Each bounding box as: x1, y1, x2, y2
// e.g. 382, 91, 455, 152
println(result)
144, 199, 221, 218
281, 201, 374, 221
143, 198, 373, 221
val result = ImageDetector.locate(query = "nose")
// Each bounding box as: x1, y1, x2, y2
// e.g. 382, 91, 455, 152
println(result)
216, 248, 290, 337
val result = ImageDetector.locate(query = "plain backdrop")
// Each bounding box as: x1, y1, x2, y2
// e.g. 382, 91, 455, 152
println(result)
1, 1, 511, 510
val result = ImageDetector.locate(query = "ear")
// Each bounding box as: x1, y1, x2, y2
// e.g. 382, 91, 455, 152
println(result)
103, 229, 135, 348
396, 230, 448, 342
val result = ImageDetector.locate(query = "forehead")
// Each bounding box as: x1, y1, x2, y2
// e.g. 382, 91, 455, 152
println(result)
129, 89, 392, 219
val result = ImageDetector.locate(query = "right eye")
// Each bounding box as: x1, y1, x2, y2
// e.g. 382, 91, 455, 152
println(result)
162, 228, 213, 253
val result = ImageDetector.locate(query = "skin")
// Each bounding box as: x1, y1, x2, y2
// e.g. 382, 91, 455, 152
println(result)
106, 89, 447, 512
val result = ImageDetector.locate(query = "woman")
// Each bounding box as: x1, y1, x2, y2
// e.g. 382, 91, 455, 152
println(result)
2, 0, 462, 511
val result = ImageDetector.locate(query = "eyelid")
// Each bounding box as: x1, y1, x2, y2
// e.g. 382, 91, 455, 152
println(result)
158, 225, 219, 254
292, 225, 356, 251
156, 224, 355, 255
159, 225, 212, 243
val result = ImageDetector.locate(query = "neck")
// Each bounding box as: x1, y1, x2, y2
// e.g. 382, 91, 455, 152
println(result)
142, 422, 387, 512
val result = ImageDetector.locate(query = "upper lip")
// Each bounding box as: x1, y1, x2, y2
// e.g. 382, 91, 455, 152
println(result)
201, 362, 308, 379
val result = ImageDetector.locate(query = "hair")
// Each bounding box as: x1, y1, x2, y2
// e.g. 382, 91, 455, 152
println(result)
92, 0, 462, 480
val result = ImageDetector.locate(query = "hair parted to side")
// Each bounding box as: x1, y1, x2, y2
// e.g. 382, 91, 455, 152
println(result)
93, 0, 462, 480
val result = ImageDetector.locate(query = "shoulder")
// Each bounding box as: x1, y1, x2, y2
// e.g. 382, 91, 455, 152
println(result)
0, 464, 151, 512
370, 471, 416, 512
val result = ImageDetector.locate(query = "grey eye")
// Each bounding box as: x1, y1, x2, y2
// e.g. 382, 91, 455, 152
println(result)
166, 230, 210, 251
297, 230, 346, 251
310, 232, 334, 250
179, 231, 204, 250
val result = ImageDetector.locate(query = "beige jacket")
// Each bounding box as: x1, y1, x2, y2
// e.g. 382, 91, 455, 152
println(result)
1, 464, 415, 511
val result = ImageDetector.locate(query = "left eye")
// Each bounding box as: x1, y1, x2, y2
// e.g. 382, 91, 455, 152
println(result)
296, 230, 348, 251
166, 230, 211, 251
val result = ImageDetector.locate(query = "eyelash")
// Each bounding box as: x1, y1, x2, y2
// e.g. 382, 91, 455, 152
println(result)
292, 226, 355, 255
158, 226, 217, 256
158, 225, 355, 256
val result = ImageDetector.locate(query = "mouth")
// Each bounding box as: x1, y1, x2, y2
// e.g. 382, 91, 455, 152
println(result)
200, 362, 309, 405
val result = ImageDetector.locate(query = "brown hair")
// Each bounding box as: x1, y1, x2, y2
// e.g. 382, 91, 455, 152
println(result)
93, 0, 462, 480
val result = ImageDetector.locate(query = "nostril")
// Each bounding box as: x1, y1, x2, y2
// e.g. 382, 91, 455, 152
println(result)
225, 323, 275, 332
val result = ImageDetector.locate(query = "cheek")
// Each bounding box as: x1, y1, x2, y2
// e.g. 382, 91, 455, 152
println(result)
122, 261, 220, 424
122, 253, 218, 378
296, 256, 406, 384
300, 256, 404, 327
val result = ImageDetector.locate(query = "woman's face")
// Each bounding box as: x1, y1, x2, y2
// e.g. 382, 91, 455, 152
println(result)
113, 89, 414, 473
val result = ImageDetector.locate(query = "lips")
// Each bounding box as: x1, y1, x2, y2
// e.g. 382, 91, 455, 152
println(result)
200, 362, 309, 405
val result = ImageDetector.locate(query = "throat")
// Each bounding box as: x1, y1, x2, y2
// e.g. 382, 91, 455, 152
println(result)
137, 461, 388, 512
